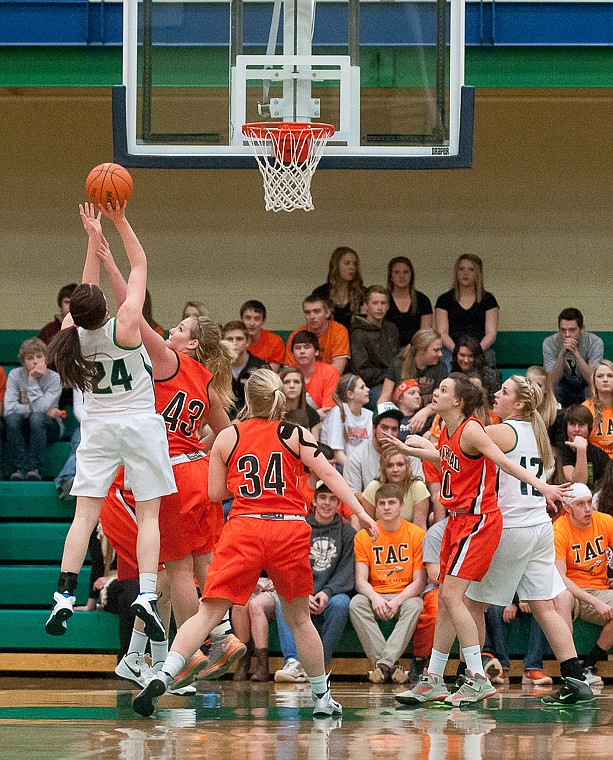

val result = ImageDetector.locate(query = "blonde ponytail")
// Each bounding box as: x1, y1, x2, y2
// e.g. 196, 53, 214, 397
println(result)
239, 368, 287, 421
189, 316, 236, 412
400, 328, 441, 380
510, 375, 555, 472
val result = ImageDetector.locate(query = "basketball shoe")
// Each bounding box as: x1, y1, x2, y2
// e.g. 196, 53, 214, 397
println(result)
45, 592, 75, 636
395, 670, 450, 705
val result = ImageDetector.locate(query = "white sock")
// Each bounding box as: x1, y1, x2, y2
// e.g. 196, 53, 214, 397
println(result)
150, 639, 169, 670
139, 573, 157, 595
160, 650, 186, 680
428, 649, 449, 678
462, 645, 485, 677
210, 612, 232, 637
309, 673, 328, 696
127, 629, 148, 656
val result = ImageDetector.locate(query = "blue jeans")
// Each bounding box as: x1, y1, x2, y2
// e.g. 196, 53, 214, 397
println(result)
275, 593, 351, 666
366, 385, 382, 412
484, 604, 547, 670
54, 426, 80, 489
5, 412, 61, 476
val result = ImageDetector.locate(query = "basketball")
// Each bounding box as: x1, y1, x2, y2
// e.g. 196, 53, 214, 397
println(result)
85, 163, 133, 208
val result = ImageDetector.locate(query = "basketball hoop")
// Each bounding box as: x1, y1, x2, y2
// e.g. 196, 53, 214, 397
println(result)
242, 122, 335, 212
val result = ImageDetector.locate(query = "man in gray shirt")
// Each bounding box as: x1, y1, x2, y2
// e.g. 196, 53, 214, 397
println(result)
542, 307, 603, 407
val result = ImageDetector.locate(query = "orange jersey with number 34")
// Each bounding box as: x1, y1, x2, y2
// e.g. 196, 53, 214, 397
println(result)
226, 419, 308, 517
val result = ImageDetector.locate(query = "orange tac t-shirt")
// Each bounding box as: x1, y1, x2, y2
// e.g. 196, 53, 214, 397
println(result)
284, 321, 350, 367
249, 329, 285, 366
582, 399, 613, 458
305, 361, 340, 410
354, 519, 425, 594
554, 511, 613, 590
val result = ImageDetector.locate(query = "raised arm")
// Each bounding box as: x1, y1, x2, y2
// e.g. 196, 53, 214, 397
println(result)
100, 202, 146, 347
380, 432, 441, 464
79, 203, 102, 287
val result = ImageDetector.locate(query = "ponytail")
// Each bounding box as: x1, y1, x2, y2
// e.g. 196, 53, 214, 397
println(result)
46, 326, 98, 392
510, 375, 555, 472
332, 373, 361, 444
400, 328, 442, 380
240, 368, 287, 421
189, 315, 236, 412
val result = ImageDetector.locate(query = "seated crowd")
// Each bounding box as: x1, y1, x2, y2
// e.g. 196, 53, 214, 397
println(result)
2, 247, 613, 683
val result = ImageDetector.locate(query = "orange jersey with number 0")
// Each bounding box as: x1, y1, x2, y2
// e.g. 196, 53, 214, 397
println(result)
438, 416, 499, 515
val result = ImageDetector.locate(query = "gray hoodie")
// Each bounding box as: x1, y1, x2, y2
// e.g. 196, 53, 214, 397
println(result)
307, 513, 356, 598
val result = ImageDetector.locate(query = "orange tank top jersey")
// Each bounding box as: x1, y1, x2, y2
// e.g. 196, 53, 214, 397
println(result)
155, 352, 211, 456
226, 419, 308, 517
438, 416, 499, 515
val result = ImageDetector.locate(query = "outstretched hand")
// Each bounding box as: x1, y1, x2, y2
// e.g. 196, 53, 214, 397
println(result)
540, 481, 571, 513
359, 512, 379, 541
98, 200, 127, 223
79, 202, 103, 238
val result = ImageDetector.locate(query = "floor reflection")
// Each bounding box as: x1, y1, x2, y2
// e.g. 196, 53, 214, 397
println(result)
0, 681, 612, 760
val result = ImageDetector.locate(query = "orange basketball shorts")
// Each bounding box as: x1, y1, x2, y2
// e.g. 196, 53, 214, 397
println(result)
158, 455, 224, 562
202, 516, 314, 605
439, 510, 502, 582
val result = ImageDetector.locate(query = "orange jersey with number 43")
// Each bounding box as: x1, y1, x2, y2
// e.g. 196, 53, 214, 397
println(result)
155, 353, 212, 456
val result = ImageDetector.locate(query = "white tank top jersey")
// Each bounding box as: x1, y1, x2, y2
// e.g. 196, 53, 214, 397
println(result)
497, 419, 550, 528
78, 318, 155, 417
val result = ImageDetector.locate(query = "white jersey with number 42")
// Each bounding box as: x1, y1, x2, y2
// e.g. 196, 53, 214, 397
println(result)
78, 318, 155, 417
496, 419, 550, 528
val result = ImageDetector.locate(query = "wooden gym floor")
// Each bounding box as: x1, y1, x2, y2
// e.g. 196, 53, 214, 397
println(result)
1, 677, 612, 760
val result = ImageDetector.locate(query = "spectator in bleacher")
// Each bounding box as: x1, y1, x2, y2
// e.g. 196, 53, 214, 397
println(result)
434, 254, 499, 370
222, 320, 267, 419
582, 360, 613, 458
393, 379, 425, 442
384, 256, 433, 348
279, 366, 321, 438
542, 307, 604, 408
240, 299, 285, 372
349, 285, 400, 409
343, 402, 423, 496
593, 458, 613, 515
526, 365, 565, 450
284, 295, 350, 375
362, 447, 430, 531
289, 330, 339, 420
559, 405, 609, 491
311, 246, 365, 330
273, 481, 356, 682
38, 283, 78, 344
231, 577, 279, 682
182, 300, 208, 319
451, 336, 501, 403
554, 483, 613, 686
142, 289, 164, 336
4, 337, 63, 481
379, 329, 446, 433
55, 388, 84, 500
0, 366, 5, 477
321, 373, 372, 467
350, 484, 426, 683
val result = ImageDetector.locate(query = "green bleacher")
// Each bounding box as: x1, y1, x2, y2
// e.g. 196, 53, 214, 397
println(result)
0, 329, 608, 670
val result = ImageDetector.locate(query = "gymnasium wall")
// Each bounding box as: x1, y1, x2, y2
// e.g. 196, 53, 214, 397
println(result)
1, 87, 611, 333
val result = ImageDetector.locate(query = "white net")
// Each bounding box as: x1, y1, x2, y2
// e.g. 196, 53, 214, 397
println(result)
242, 123, 334, 212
